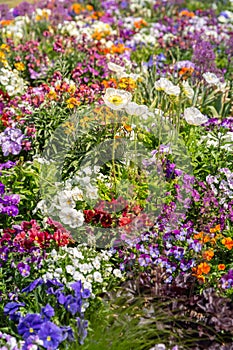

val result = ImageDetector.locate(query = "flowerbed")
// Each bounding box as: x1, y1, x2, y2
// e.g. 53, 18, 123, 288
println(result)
0, 0, 233, 349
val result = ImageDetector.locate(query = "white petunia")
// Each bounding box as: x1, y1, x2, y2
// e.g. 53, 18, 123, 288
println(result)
103, 88, 132, 110
183, 107, 208, 126
58, 190, 76, 208
59, 208, 84, 228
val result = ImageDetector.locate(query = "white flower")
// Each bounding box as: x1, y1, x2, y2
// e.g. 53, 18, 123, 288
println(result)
183, 107, 208, 126
154, 78, 180, 96
66, 265, 75, 275
203, 72, 220, 86
72, 248, 84, 259
58, 190, 76, 208
113, 269, 122, 278
125, 102, 148, 116
93, 271, 103, 283
182, 81, 194, 99
103, 88, 132, 110
85, 184, 98, 200
73, 271, 85, 282
92, 259, 101, 269
80, 263, 93, 274
107, 62, 125, 74
59, 208, 84, 228
71, 187, 83, 201
154, 78, 173, 91
83, 281, 92, 291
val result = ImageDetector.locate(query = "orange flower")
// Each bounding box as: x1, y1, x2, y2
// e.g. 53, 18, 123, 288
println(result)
210, 224, 221, 233
202, 250, 214, 261
193, 232, 204, 240
222, 237, 233, 250
196, 262, 211, 275
134, 19, 147, 29
0, 19, 13, 26
179, 10, 195, 17
72, 3, 83, 15
218, 264, 226, 271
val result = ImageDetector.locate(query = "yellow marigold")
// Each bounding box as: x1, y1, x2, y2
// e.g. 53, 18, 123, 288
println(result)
202, 250, 214, 261
14, 62, 25, 71
222, 237, 233, 250
66, 97, 80, 108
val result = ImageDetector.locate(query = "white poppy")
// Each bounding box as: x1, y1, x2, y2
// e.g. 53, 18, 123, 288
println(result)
182, 81, 194, 99
103, 88, 132, 110
183, 107, 208, 126
203, 72, 220, 86
125, 102, 148, 116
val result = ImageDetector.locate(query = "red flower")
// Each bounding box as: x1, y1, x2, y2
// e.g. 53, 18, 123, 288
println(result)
100, 213, 112, 228
53, 230, 72, 246
84, 209, 95, 223
119, 216, 132, 227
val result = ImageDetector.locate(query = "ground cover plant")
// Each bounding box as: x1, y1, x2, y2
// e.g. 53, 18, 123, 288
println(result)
0, 0, 233, 349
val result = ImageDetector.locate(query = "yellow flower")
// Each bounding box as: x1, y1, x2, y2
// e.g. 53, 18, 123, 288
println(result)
14, 62, 25, 71
66, 97, 80, 108
0, 44, 10, 52
63, 121, 76, 135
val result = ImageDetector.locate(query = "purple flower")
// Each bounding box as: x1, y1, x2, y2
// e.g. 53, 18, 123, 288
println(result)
38, 321, 63, 350
21, 278, 43, 293
0, 183, 5, 195
76, 317, 88, 345
18, 314, 44, 339
81, 289, 91, 299
41, 304, 55, 320
64, 295, 82, 315
4, 302, 25, 316
4, 205, 19, 217
70, 281, 82, 297
17, 262, 30, 277
61, 326, 75, 342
